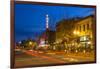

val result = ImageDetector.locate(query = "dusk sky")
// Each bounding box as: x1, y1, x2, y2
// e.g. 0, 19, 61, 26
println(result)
15, 3, 95, 42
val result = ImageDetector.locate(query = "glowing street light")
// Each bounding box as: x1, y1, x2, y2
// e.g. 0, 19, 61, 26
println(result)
18, 41, 21, 44
29, 41, 33, 45
87, 41, 91, 44
73, 30, 80, 35
76, 31, 80, 35
73, 31, 77, 34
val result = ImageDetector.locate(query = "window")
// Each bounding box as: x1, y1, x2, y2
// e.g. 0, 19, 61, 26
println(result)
87, 24, 89, 30
83, 25, 85, 31
80, 26, 81, 32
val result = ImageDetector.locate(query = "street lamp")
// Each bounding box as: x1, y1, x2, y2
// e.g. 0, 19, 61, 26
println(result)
77, 31, 80, 35
19, 41, 21, 44
73, 30, 80, 35
29, 41, 33, 45
73, 30, 80, 53
87, 41, 91, 44
73, 31, 77, 35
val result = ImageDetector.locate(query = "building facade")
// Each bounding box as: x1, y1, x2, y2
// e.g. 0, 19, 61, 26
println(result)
73, 15, 95, 49
55, 19, 77, 51
56, 19, 76, 43
55, 15, 95, 52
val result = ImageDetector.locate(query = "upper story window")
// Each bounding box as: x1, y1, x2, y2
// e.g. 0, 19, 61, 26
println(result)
87, 24, 89, 30
80, 26, 81, 32
83, 25, 85, 31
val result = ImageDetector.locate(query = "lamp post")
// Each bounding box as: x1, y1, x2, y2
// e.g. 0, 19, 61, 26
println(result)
73, 30, 80, 53
29, 41, 33, 49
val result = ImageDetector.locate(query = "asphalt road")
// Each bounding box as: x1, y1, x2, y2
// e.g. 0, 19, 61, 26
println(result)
15, 50, 95, 68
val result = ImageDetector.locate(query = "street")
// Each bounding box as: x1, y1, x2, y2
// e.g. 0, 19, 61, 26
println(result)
15, 49, 95, 68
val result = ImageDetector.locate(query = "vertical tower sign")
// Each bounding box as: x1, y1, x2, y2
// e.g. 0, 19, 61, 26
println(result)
46, 14, 49, 29
45, 14, 49, 45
